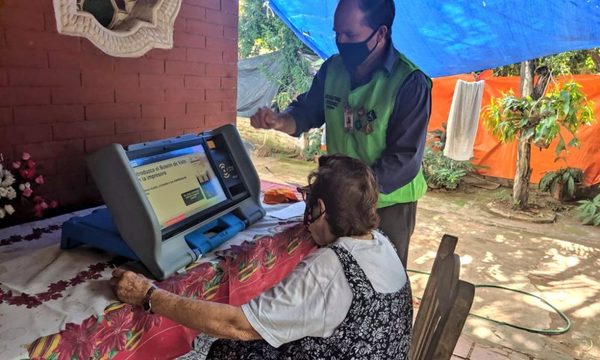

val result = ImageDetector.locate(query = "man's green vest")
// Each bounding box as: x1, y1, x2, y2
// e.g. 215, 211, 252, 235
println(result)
324, 51, 429, 208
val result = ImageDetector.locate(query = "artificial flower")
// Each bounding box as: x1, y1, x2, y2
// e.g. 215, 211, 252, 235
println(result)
6, 187, 16, 200
0, 208, 5, 219
49, 200, 58, 208
22, 152, 31, 161
1, 173, 15, 187
19, 168, 36, 180
40, 202, 48, 210
4, 204, 15, 215
34, 175, 44, 185
12, 161, 21, 169
18, 183, 25, 191
0, 187, 7, 198
22, 187, 33, 197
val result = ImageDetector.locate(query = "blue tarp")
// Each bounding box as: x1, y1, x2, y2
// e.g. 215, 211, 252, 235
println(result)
269, 0, 600, 77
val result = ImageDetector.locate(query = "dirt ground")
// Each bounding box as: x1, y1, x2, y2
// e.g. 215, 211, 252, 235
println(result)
249, 151, 600, 360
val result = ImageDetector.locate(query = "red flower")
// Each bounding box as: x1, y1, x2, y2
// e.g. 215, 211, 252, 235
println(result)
131, 309, 162, 332
56, 316, 99, 360
19, 167, 36, 180
26, 159, 36, 168
97, 307, 134, 354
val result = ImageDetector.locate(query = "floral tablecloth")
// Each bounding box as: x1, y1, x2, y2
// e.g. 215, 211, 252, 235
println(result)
0, 181, 313, 360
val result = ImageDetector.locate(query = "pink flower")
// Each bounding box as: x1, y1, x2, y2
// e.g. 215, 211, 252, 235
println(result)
35, 175, 44, 184
19, 168, 36, 180
34, 195, 44, 203
22, 152, 31, 161
22, 187, 33, 197
12, 161, 21, 169
55, 316, 99, 360
50, 200, 58, 208
40, 202, 49, 210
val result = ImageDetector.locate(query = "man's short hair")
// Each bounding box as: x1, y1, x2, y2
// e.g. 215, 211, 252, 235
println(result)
346, 0, 395, 37
307, 154, 380, 237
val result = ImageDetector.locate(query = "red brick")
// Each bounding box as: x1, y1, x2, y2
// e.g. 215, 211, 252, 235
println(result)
53, 120, 115, 140
0, 87, 51, 106
221, 77, 236, 89
44, 12, 57, 31
85, 133, 141, 153
50, 53, 111, 72
0, 107, 13, 126
166, 60, 205, 76
6, 29, 80, 52
14, 104, 84, 124
82, 71, 138, 88
185, 76, 221, 89
86, 103, 141, 121
174, 33, 206, 49
165, 88, 205, 102
186, 101, 222, 115
146, 47, 187, 61
116, 117, 164, 134
116, 87, 165, 103
183, 126, 207, 134
3, 0, 53, 12
0, 8, 45, 31
52, 87, 115, 105
44, 172, 87, 194
14, 139, 84, 160
179, 4, 206, 20
187, 48, 223, 63
140, 74, 184, 89
222, 99, 236, 112
183, 0, 220, 10
206, 89, 236, 101
165, 116, 199, 130
205, 63, 236, 77
0, 48, 48, 68
140, 129, 185, 142
81, 39, 108, 56
223, 50, 237, 64
114, 58, 164, 74
174, 16, 186, 34
206, 113, 235, 128
0, 124, 53, 144
222, 0, 239, 15
0, 29, 5, 47
142, 102, 186, 118
186, 20, 223, 37
0, 69, 6, 86
223, 26, 238, 40
205, 10, 237, 27
206, 36, 237, 52
9, 68, 80, 87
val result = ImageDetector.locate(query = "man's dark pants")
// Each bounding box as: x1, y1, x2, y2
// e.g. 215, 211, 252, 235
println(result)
377, 202, 417, 268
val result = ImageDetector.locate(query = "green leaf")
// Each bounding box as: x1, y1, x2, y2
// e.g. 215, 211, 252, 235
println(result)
593, 215, 600, 226
567, 177, 575, 197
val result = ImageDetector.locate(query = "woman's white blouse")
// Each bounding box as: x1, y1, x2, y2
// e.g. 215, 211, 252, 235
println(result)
241, 230, 407, 348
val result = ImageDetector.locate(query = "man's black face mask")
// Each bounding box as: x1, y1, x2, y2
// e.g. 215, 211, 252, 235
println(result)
336, 28, 379, 73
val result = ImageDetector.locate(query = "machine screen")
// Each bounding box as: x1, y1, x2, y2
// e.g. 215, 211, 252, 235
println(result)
130, 144, 227, 230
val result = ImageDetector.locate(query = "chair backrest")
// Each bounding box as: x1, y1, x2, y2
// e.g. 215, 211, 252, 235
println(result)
409, 234, 475, 360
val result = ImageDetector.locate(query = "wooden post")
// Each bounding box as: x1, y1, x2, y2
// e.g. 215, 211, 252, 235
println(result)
513, 60, 535, 209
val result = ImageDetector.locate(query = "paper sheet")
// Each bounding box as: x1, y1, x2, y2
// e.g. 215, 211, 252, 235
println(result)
268, 201, 306, 220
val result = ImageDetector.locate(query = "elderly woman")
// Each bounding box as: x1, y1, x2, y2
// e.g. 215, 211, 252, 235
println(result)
111, 154, 412, 359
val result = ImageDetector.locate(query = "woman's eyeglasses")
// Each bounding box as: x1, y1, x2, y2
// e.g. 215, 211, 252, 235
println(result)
297, 185, 324, 226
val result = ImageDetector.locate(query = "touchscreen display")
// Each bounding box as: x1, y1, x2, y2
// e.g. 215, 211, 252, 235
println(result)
130, 145, 227, 229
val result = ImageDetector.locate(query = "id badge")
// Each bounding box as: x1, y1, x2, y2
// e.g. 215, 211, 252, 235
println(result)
343, 104, 354, 132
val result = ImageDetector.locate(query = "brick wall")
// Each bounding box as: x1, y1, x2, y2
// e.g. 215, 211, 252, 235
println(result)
0, 0, 239, 211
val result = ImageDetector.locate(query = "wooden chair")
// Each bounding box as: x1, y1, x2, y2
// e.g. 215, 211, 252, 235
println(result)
409, 234, 475, 360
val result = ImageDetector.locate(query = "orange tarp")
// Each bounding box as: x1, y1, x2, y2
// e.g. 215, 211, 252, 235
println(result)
429, 74, 600, 185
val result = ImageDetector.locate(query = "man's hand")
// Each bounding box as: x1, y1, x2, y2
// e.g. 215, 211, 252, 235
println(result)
250, 106, 281, 130
110, 268, 154, 307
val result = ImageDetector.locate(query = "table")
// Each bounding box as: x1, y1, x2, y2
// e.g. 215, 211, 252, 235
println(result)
0, 181, 313, 360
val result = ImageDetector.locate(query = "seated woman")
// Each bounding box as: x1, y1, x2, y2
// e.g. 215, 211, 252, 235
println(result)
111, 154, 412, 359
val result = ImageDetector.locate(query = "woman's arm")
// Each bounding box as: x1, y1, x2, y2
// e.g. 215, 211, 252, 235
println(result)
111, 269, 262, 341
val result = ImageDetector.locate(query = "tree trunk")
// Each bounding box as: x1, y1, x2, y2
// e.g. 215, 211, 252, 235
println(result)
513, 60, 535, 210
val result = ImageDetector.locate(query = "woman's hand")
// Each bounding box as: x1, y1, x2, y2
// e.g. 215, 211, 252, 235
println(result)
110, 268, 154, 307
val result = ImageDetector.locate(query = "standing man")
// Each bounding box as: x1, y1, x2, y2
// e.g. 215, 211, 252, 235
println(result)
251, 0, 431, 267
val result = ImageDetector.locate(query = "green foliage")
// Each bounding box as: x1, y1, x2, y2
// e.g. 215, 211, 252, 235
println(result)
422, 147, 474, 190
494, 49, 600, 76
576, 194, 600, 226
538, 167, 584, 199
302, 128, 323, 161
239, 0, 315, 110
484, 81, 595, 160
